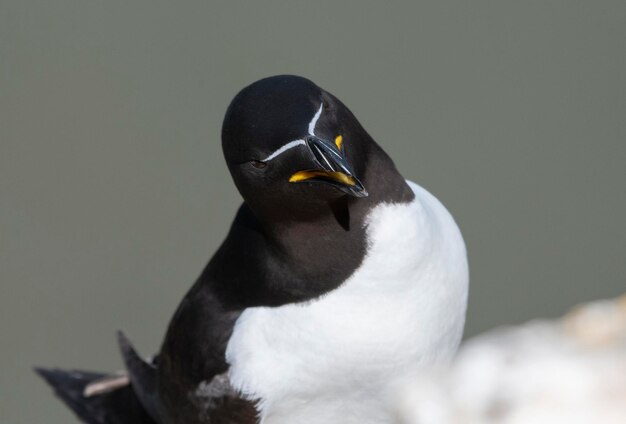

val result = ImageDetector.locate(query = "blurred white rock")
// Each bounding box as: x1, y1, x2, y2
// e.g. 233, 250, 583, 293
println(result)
395, 295, 626, 424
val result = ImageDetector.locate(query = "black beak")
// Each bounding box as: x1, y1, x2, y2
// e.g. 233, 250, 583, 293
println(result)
289, 136, 368, 198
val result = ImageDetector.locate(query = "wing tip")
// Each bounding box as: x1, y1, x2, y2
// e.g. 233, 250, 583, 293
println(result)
34, 366, 60, 388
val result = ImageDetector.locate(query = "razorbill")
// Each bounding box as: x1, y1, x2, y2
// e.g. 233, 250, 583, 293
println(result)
36, 75, 469, 424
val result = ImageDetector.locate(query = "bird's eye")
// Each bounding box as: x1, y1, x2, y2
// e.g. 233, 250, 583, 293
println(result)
250, 160, 267, 169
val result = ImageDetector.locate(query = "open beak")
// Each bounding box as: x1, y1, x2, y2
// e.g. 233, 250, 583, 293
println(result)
289, 135, 368, 198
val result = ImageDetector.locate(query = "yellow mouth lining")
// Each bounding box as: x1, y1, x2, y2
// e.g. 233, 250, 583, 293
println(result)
289, 170, 356, 186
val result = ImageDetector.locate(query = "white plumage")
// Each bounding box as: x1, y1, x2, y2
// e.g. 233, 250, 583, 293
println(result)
225, 181, 469, 424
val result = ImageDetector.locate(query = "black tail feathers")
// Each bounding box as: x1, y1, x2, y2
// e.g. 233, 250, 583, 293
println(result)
35, 367, 156, 424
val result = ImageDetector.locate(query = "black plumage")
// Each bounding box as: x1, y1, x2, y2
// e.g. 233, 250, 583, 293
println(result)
37, 75, 413, 423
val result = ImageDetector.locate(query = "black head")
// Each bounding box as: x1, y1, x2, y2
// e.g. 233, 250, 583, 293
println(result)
222, 75, 373, 222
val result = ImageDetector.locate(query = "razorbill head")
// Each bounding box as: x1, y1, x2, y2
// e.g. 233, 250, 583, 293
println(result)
222, 75, 369, 222
36, 75, 469, 424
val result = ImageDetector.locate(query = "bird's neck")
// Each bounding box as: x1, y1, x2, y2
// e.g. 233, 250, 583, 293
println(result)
254, 145, 414, 300
359, 142, 415, 205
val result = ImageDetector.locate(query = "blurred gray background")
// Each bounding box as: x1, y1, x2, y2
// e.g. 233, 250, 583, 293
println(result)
1, 1, 624, 422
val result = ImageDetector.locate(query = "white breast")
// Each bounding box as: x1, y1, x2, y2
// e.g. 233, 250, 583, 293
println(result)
225, 181, 469, 424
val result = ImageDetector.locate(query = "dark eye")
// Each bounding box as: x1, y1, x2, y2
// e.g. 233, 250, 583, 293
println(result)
250, 160, 267, 169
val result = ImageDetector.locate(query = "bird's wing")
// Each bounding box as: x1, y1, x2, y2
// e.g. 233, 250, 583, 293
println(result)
35, 367, 156, 424
35, 331, 161, 424
118, 332, 258, 424
38, 332, 258, 424
116, 331, 164, 422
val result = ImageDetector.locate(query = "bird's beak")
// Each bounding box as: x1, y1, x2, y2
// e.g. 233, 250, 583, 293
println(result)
289, 135, 368, 198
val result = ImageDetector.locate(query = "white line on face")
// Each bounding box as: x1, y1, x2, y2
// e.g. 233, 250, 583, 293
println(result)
261, 102, 324, 162
261, 139, 306, 162
308, 103, 324, 136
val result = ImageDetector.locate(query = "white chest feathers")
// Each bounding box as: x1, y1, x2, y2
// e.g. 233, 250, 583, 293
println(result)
225, 181, 469, 424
